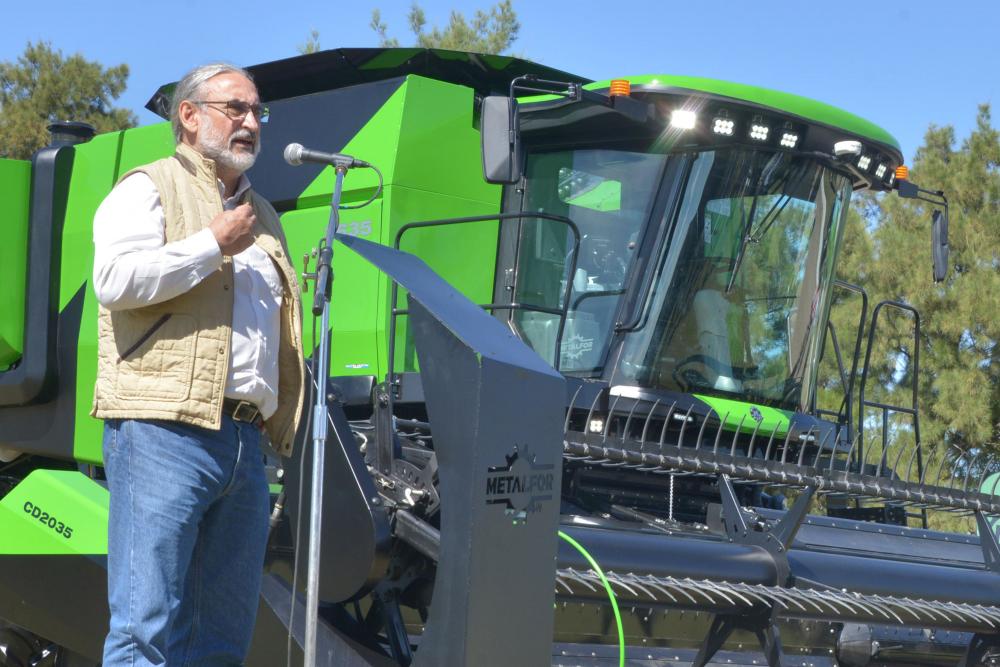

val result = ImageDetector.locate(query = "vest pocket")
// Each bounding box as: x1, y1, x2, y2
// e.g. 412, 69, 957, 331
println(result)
115, 313, 198, 402
117, 314, 172, 362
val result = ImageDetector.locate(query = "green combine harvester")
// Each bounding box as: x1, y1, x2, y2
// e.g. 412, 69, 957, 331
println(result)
0, 47, 995, 666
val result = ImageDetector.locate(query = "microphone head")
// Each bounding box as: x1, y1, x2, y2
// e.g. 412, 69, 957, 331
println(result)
283, 142, 304, 166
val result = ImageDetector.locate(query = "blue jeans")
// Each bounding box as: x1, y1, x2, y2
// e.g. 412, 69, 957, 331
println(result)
101, 417, 270, 667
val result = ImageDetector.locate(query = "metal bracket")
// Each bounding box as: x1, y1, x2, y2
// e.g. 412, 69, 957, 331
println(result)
691, 610, 785, 667
959, 632, 1000, 667
372, 381, 400, 476
976, 512, 1000, 573
373, 585, 413, 666
717, 474, 815, 586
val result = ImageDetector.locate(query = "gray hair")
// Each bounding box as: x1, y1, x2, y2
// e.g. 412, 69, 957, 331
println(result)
169, 63, 255, 143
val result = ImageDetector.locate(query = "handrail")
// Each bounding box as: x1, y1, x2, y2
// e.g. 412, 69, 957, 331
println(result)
814, 281, 869, 437
388, 211, 581, 382
857, 299, 925, 526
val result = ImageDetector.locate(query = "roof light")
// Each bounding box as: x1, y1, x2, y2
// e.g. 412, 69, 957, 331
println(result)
780, 132, 799, 148
875, 163, 887, 178
834, 140, 863, 156
670, 109, 697, 130
777, 122, 799, 148
609, 79, 631, 97
895, 165, 909, 180
712, 116, 734, 135
749, 117, 769, 141
858, 155, 871, 170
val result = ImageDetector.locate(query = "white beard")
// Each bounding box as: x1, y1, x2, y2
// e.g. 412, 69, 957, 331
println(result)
197, 118, 260, 173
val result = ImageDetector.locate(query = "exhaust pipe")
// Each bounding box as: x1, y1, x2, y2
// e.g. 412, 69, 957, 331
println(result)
46, 121, 95, 147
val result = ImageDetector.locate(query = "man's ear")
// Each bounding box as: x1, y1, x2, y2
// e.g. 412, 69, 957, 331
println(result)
178, 100, 200, 138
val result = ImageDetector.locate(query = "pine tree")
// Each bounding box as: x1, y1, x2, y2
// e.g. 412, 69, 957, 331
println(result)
370, 1, 520, 54
0, 42, 136, 159
821, 106, 1000, 530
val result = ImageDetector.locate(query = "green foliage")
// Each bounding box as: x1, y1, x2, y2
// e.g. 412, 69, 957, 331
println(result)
298, 29, 322, 55
370, 9, 400, 49
370, 1, 520, 54
817, 105, 1000, 529
0, 42, 136, 160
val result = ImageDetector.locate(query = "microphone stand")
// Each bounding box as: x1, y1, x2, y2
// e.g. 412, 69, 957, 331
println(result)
303, 164, 346, 667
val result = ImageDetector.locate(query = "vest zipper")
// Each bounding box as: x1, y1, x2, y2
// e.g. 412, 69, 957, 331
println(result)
117, 314, 172, 362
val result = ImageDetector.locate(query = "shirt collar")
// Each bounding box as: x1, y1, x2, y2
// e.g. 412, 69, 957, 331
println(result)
219, 174, 252, 207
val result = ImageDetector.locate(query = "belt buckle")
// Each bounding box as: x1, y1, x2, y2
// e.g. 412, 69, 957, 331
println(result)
232, 400, 260, 424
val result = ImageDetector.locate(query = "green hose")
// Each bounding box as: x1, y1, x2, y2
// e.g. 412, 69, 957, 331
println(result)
557, 530, 625, 667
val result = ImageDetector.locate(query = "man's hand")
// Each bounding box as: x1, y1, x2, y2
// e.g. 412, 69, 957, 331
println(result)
209, 203, 256, 255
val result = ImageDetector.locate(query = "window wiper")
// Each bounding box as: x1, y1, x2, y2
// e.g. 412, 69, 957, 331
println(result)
748, 193, 792, 242
725, 159, 808, 294
747, 162, 811, 242
725, 187, 760, 294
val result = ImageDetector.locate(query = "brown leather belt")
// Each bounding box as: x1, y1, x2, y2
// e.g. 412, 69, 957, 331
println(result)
223, 398, 264, 428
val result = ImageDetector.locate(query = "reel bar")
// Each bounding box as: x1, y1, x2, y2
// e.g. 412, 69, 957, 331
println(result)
564, 434, 1000, 514
555, 569, 1000, 634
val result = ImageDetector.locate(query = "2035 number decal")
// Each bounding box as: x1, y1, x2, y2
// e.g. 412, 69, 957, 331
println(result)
339, 220, 372, 237
23, 501, 73, 539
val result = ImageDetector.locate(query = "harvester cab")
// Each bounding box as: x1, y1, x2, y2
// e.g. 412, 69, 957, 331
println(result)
475, 74, 953, 510
0, 48, 994, 667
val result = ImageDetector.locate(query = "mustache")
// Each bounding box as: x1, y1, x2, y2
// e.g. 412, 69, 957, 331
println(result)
229, 129, 258, 146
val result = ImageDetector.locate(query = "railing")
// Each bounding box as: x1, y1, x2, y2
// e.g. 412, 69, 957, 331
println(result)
388, 211, 580, 378
814, 281, 869, 439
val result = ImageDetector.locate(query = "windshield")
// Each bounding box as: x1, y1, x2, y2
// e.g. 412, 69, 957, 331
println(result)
509, 148, 666, 373
619, 149, 852, 411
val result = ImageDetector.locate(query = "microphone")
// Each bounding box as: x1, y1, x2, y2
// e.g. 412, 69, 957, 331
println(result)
283, 142, 371, 169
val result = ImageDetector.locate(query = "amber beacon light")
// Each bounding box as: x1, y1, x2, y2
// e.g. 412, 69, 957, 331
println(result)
609, 79, 631, 97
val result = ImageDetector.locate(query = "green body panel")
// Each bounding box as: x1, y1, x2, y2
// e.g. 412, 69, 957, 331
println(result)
294, 76, 497, 208
0, 470, 108, 555
983, 473, 1000, 537
588, 75, 901, 155
115, 123, 175, 179
359, 48, 425, 71
281, 203, 385, 376
388, 186, 500, 373
0, 158, 31, 366
380, 75, 501, 373
61, 133, 135, 464
564, 179, 621, 212
693, 394, 791, 437
290, 75, 501, 379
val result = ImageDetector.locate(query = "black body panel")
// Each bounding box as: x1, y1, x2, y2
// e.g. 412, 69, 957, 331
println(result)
0, 287, 84, 459
0, 145, 74, 407
146, 48, 590, 118
245, 77, 403, 209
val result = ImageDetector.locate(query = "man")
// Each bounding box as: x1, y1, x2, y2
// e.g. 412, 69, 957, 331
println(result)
91, 63, 304, 666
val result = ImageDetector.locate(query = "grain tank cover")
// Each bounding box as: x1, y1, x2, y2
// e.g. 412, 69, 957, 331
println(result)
145, 47, 591, 118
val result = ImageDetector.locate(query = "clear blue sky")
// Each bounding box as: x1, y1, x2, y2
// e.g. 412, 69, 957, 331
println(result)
2, 0, 996, 163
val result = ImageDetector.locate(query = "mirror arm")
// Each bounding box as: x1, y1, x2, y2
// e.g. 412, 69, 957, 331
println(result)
896, 179, 948, 207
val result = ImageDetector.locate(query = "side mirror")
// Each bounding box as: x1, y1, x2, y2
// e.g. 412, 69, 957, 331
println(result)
481, 96, 521, 185
932, 209, 949, 283
895, 178, 950, 283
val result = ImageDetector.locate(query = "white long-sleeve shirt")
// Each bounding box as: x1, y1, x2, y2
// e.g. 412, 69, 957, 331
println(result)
92, 172, 282, 419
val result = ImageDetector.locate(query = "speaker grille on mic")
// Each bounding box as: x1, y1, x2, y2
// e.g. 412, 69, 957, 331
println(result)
283, 143, 304, 166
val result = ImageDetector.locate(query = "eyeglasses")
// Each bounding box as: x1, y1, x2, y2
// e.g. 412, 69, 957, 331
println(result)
193, 99, 269, 122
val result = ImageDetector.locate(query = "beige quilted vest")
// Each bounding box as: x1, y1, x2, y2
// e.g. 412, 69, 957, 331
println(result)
91, 143, 304, 456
